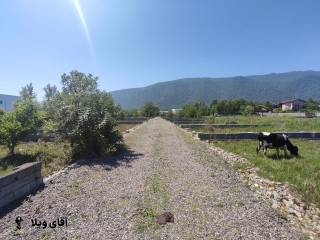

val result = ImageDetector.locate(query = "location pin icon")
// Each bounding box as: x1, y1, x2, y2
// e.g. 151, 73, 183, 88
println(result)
15, 216, 23, 230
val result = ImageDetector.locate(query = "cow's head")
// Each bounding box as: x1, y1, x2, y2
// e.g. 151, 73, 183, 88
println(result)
290, 146, 299, 156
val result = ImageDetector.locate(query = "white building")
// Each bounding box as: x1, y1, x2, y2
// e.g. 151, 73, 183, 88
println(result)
0, 94, 20, 112
279, 99, 305, 112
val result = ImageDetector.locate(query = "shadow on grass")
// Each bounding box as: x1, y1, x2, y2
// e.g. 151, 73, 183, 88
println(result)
266, 152, 300, 160
0, 153, 39, 172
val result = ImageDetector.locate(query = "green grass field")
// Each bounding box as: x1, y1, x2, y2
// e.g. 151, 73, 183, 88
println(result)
0, 141, 71, 177
212, 139, 320, 206
196, 116, 320, 133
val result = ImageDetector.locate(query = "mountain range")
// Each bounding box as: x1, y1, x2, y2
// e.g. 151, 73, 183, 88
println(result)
111, 71, 320, 109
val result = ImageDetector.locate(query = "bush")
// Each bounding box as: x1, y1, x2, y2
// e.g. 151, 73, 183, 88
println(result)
54, 71, 122, 157
14, 98, 44, 134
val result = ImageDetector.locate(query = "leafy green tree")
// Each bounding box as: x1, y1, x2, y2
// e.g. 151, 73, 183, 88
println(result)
242, 105, 255, 116
179, 102, 210, 118
43, 84, 58, 102
212, 99, 252, 115
0, 112, 23, 154
16, 83, 43, 133
19, 83, 36, 100
141, 102, 160, 118
0, 85, 43, 154
42, 84, 60, 130
54, 70, 122, 157
304, 98, 320, 112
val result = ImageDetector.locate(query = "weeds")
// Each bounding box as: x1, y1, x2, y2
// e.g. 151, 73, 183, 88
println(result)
0, 140, 71, 176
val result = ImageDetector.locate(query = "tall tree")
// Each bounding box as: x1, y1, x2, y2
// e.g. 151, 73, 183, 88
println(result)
43, 84, 58, 102
20, 83, 36, 100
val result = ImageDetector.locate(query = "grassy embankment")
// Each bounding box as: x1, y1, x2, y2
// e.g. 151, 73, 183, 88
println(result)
212, 140, 320, 206
198, 116, 320, 206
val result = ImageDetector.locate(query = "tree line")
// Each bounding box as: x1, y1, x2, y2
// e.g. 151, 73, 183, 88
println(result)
177, 98, 320, 118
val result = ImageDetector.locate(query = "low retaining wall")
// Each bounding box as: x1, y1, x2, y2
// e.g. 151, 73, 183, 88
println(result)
0, 162, 43, 210
172, 121, 206, 124
198, 132, 320, 141
118, 120, 144, 124
180, 124, 271, 128
260, 112, 320, 117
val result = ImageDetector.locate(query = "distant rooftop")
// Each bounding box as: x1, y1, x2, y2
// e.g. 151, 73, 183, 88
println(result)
0, 93, 19, 98
279, 99, 305, 104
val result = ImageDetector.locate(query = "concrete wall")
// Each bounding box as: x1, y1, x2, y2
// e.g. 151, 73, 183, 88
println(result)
198, 132, 320, 141
0, 162, 43, 210
118, 120, 144, 124
261, 112, 307, 117
180, 124, 271, 128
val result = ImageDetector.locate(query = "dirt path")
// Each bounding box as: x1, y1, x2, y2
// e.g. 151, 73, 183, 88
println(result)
0, 118, 301, 239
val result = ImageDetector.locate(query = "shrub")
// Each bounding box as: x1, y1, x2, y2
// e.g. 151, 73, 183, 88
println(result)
54, 71, 122, 157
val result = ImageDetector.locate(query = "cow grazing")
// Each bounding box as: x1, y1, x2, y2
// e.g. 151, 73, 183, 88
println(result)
256, 132, 299, 158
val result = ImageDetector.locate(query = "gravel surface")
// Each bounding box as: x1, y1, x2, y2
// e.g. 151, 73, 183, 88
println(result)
0, 118, 301, 240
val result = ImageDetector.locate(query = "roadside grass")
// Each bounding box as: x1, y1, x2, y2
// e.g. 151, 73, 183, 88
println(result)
116, 124, 137, 133
135, 174, 168, 233
0, 140, 71, 177
195, 116, 320, 133
212, 139, 320, 206
0, 124, 136, 177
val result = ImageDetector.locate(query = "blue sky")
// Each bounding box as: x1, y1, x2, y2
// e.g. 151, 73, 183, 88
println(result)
1, 0, 320, 97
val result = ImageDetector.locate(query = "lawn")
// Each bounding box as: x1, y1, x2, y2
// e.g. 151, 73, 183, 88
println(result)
0, 141, 72, 177
195, 116, 320, 133
212, 139, 320, 206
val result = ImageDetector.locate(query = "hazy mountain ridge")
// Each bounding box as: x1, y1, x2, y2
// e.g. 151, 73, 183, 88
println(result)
111, 71, 320, 109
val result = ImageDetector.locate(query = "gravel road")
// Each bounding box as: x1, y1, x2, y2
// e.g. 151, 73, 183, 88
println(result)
0, 118, 301, 240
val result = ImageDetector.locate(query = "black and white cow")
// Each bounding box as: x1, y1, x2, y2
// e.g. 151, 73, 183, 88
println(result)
256, 132, 299, 158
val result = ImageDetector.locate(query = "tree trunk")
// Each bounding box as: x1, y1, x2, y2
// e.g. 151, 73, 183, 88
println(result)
8, 144, 15, 155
